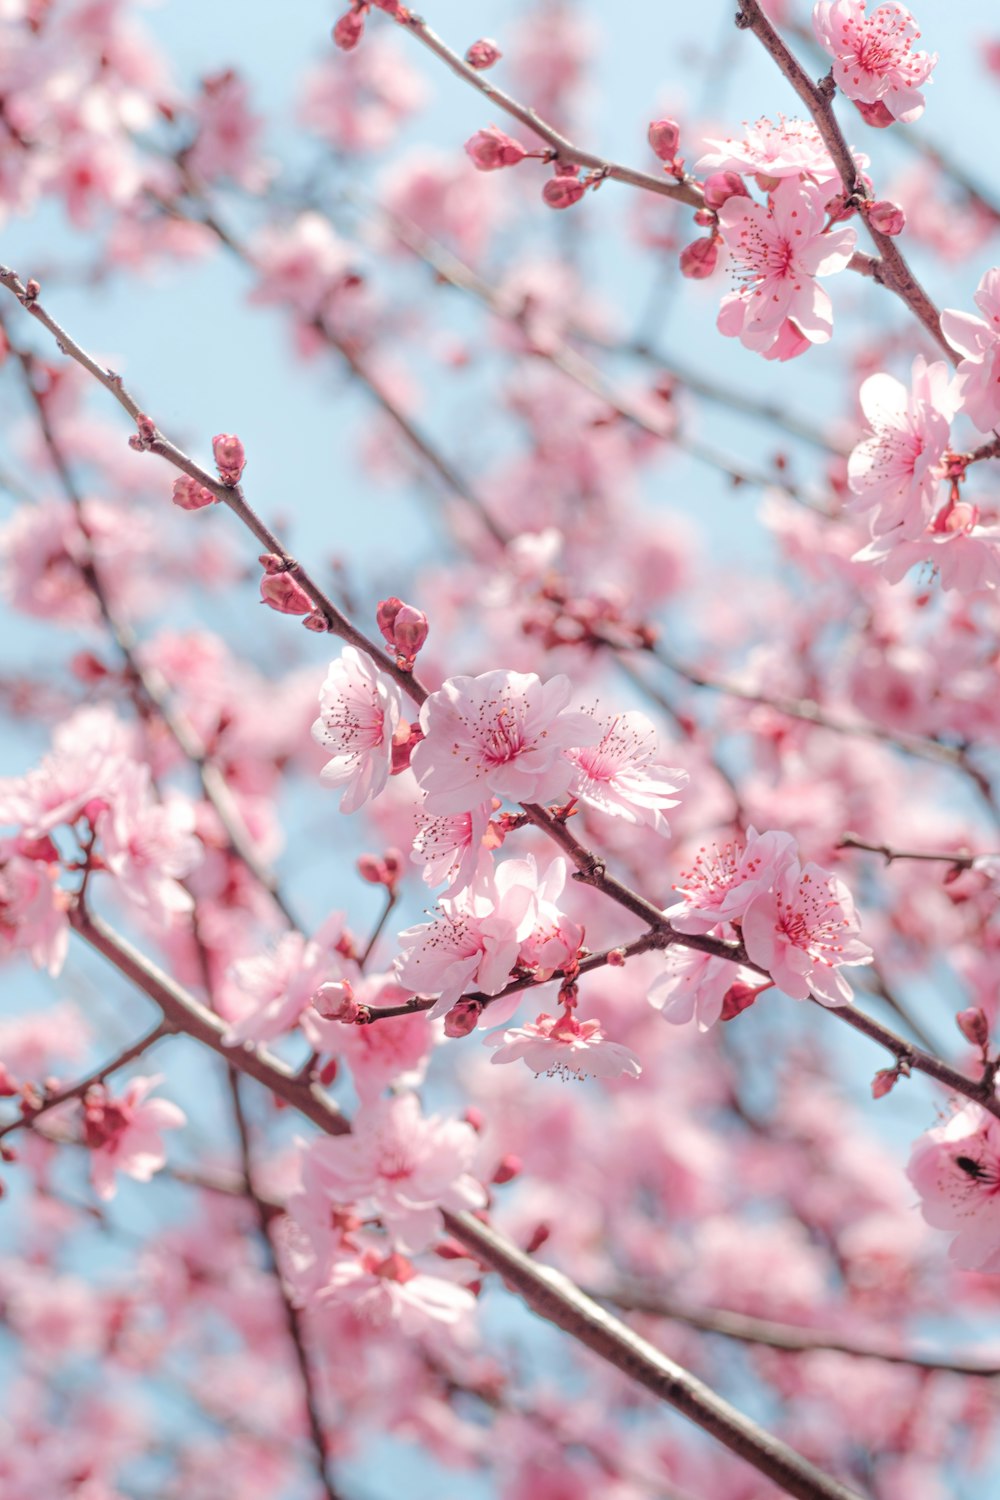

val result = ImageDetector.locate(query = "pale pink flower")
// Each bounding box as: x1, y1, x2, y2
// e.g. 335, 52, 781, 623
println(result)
941, 268, 1000, 434
301, 1094, 486, 1252
696, 115, 861, 186
303, 974, 433, 1101
813, 0, 936, 123
312, 647, 403, 813
0, 705, 133, 837
742, 860, 873, 1005
565, 711, 687, 835
298, 34, 427, 155
394, 872, 536, 1017
410, 799, 496, 894
648, 945, 759, 1031
96, 765, 201, 922
855, 514, 1000, 592
847, 357, 958, 537
0, 840, 69, 975
0, 498, 158, 625
83, 1074, 186, 1201
250, 213, 356, 323
486, 1010, 641, 1081
187, 69, 263, 187
411, 670, 598, 814
717, 178, 857, 359
314, 1244, 475, 1332
907, 1103, 1000, 1272
668, 826, 798, 934
499, 855, 583, 984
224, 913, 346, 1045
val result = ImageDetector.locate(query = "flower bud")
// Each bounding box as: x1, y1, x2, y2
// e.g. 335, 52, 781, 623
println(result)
465, 38, 502, 70
172, 475, 216, 510
721, 981, 766, 1021
260, 572, 313, 614
443, 999, 482, 1038
465, 126, 527, 171
854, 98, 895, 128
702, 170, 749, 210
871, 1067, 899, 1099
333, 8, 364, 50
542, 174, 587, 210
302, 610, 331, 632
377, 596, 428, 665
390, 720, 423, 774
957, 1007, 990, 1049
679, 235, 719, 279
868, 199, 905, 236
492, 1154, 521, 1185
648, 118, 681, 161
312, 979, 359, 1023
525, 1222, 551, 1253
212, 433, 246, 484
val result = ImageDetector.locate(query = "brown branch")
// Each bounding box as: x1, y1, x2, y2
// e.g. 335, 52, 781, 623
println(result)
734, 0, 953, 360
839, 834, 978, 870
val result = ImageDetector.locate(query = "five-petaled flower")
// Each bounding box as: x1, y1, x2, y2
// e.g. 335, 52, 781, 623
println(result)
907, 1104, 1000, 1272
813, 0, 937, 124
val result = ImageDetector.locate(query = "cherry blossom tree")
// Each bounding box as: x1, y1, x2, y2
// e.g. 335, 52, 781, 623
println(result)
5, 1, 1000, 1498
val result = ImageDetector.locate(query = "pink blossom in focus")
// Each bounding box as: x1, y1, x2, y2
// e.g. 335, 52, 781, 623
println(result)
941, 268, 1000, 434
741, 860, 873, 1005
312, 647, 403, 813
716, 178, 857, 360
486, 1010, 641, 1081
847, 357, 959, 538
410, 670, 598, 814
565, 710, 687, 835
813, 1, 936, 124
907, 1104, 1000, 1272
497, 854, 583, 984
300, 1093, 486, 1251
96, 764, 201, 922
0, 840, 68, 975
411, 800, 496, 894
83, 1074, 186, 1201
648, 945, 761, 1031
668, 826, 798, 934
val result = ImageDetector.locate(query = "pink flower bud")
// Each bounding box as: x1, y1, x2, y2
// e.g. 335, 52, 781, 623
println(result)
71, 651, 109, 683
357, 854, 386, 885
647, 118, 680, 161
679, 235, 719, 279
312, 979, 359, 1022
957, 1007, 990, 1049
172, 475, 216, 510
870, 1067, 899, 1099
15, 833, 60, 863
303, 610, 331, 632
376, 596, 429, 664
854, 98, 895, 128
702, 170, 749, 210
333, 8, 364, 50
465, 37, 502, 69
390, 720, 422, 775
260, 572, 313, 614
135, 413, 156, 444
0, 1063, 19, 1098
258, 552, 286, 574
443, 999, 482, 1038
867, 199, 905, 236
465, 125, 527, 171
607, 947, 626, 967
525, 1222, 550, 1253
492, 1154, 521, 1185
212, 433, 246, 484
542, 175, 588, 210
692, 207, 715, 227
721, 981, 767, 1021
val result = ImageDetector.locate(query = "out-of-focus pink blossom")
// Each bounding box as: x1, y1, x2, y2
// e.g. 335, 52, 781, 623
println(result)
411, 669, 598, 814
742, 860, 873, 1005
187, 70, 263, 186
907, 1103, 1000, 1271
83, 1074, 185, 1201
565, 711, 687, 835
813, 0, 936, 123
942, 268, 1000, 434
0, 840, 68, 975
224, 913, 346, 1045
96, 765, 201, 923
300, 34, 427, 154
486, 1010, 641, 1081
300, 1094, 486, 1251
717, 178, 856, 359
312, 647, 403, 813
855, 513, 1000, 592
304, 974, 433, 1100
309, 1242, 476, 1332
847, 356, 958, 538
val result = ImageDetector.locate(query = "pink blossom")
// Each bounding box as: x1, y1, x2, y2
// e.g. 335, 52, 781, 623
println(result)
96, 765, 201, 922
410, 670, 598, 814
500, 854, 583, 983
300, 1094, 486, 1251
411, 799, 496, 893
847, 357, 958, 538
742, 860, 873, 1005
0, 839, 69, 975
304, 974, 433, 1101
941, 268, 1000, 434
717, 178, 857, 359
250, 213, 356, 323
83, 1074, 186, 1201
668, 826, 798, 934
187, 69, 263, 187
907, 1104, 1000, 1272
224, 913, 346, 1045
486, 1010, 641, 1081
813, 1, 936, 124
696, 115, 861, 186
394, 870, 536, 1017
0, 498, 159, 625
0, 706, 133, 837
648, 945, 760, 1031
312, 1244, 475, 1332
854, 513, 1000, 592
299, 35, 428, 155
565, 711, 687, 835
312, 647, 403, 813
